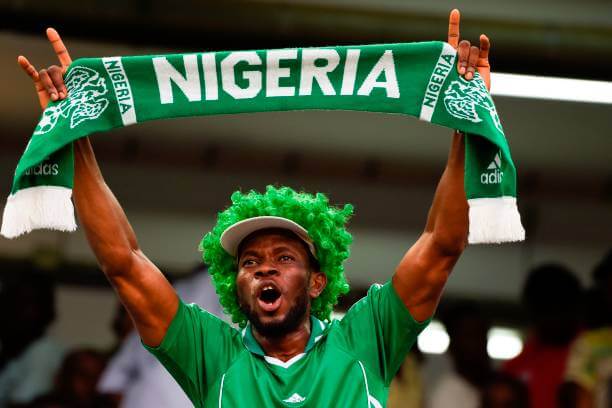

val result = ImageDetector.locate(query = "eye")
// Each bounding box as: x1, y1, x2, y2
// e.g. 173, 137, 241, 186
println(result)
279, 254, 295, 262
241, 259, 257, 267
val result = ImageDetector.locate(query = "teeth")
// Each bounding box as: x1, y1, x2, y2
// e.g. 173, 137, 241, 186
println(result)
263, 285, 274, 291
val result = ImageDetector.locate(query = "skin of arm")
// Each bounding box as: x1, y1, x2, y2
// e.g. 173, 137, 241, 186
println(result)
19, 29, 178, 347
73, 138, 178, 346
392, 9, 492, 322
392, 131, 468, 322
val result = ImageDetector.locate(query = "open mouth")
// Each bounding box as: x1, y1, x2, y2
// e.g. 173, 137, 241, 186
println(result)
257, 284, 282, 313
260, 285, 281, 303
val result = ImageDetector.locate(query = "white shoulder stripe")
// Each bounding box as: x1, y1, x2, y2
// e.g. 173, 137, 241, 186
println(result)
218, 373, 226, 408
357, 360, 370, 407
357, 360, 382, 408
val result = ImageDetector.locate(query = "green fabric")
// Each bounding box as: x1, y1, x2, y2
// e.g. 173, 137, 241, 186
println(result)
144, 281, 429, 408
1, 40, 524, 243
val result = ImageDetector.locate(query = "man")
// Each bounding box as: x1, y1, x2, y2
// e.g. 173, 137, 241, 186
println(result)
30, 348, 109, 408
429, 301, 493, 408
0, 271, 65, 406
503, 264, 583, 408
19, 9, 490, 407
562, 250, 612, 408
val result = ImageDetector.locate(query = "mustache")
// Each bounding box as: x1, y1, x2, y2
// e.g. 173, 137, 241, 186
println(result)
240, 288, 309, 338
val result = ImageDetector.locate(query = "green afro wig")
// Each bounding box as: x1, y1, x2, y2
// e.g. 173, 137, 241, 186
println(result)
200, 185, 353, 327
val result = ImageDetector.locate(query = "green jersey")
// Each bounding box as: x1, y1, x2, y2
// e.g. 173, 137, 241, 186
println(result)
145, 281, 429, 407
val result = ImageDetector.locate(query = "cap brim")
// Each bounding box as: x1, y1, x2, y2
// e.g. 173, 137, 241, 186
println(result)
220, 216, 316, 258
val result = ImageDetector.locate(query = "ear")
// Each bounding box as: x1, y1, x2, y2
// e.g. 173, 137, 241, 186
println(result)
309, 271, 327, 299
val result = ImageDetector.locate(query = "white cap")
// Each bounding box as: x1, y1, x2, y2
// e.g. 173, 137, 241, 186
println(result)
220, 216, 316, 258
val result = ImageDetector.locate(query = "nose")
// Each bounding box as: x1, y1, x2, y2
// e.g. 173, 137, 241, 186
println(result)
255, 264, 279, 278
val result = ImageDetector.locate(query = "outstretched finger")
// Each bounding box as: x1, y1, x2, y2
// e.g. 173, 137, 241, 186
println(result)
17, 56, 40, 82
447, 9, 460, 49
46, 28, 72, 70
18, 56, 50, 108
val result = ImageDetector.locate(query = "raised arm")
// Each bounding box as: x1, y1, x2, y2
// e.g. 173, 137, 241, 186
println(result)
392, 10, 491, 322
18, 29, 178, 346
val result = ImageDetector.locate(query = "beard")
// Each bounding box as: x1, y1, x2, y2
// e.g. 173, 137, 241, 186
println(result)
240, 288, 309, 338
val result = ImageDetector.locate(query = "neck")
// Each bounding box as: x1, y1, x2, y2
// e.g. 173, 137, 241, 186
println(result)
252, 317, 311, 362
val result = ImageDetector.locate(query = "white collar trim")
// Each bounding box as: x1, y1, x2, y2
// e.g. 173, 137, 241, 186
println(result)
264, 353, 306, 368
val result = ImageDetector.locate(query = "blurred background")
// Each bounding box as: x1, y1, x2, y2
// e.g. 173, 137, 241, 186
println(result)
0, 0, 610, 407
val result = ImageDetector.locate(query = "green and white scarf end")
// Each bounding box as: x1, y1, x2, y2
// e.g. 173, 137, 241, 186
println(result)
1, 186, 76, 238
467, 196, 525, 244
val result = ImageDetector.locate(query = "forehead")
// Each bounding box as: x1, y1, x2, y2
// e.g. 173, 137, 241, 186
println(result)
237, 228, 309, 257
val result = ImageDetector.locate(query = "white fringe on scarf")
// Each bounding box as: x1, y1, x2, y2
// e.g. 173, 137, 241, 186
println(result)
468, 196, 525, 244
1, 186, 76, 238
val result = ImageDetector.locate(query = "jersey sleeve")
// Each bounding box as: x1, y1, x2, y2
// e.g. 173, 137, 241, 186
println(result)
335, 281, 430, 385
143, 299, 242, 405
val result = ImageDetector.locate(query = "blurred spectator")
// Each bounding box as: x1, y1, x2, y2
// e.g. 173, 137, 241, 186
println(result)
562, 250, 612, 408
30, 348, 109, 408
97, 265, 224, 407
481, 372, 529, 408
503, 263, 583, 408
106, 303, 134, 358
429, 301, 492, 408
0, 272, 65, 406
388, 349, 424, 408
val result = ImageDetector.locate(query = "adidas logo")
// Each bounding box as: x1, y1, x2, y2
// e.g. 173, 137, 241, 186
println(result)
481, 152, 503, 184
24, 162, 59, 176
487, 152, 501, 170
283, 393, 306, 404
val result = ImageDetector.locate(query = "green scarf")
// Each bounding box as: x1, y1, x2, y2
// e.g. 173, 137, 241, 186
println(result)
1, 41, 524, 243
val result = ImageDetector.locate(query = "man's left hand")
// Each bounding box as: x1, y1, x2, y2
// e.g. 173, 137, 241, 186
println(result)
447, 9, 491, 90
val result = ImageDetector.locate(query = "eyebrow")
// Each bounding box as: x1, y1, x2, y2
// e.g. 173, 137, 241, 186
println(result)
238, 244, 301, 261
272, 245, 300, 255
239, 250, 261, 260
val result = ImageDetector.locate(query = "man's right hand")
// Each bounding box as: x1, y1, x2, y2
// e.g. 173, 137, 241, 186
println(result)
18, 28, 179, 347
18, 28, 70, 110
